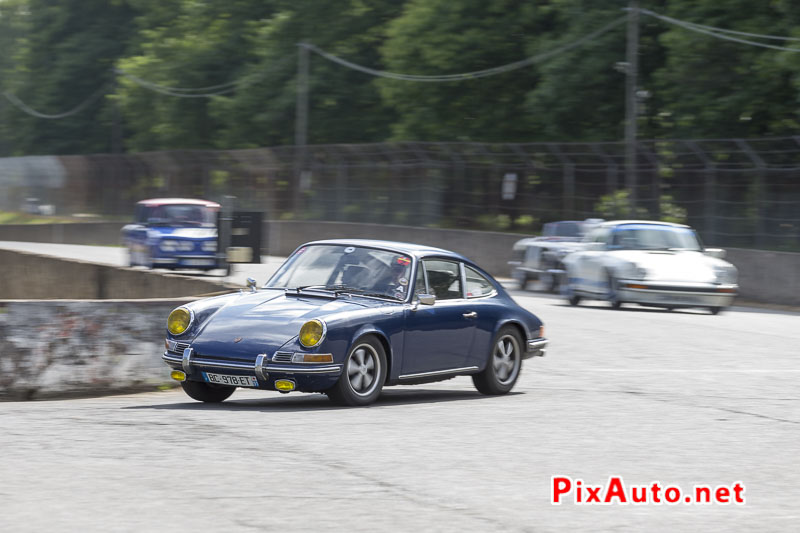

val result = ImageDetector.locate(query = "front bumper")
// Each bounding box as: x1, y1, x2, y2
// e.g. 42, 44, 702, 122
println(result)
618, 281, 737, 307
524, 338, 548, 359
163, 350, 343, 391
152, 255, 218, 268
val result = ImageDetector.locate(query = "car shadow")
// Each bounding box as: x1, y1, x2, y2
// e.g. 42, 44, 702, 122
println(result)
124, 388, 523, 412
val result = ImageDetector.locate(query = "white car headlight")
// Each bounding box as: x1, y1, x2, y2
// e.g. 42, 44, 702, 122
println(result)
202, 240, 217, 252
620, 263, 647, 280
178, 240, 194, 252
714, 265, 737, 284
160, 240, 178, 252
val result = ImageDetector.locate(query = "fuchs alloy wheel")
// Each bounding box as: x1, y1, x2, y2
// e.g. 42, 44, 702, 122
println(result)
327, 336, 387, 406
473, 326, 523, 395
181, 380, 236, 403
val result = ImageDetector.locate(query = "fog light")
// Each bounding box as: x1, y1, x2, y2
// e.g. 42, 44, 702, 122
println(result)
170, 370, 186, 382
275, 380, 295, 392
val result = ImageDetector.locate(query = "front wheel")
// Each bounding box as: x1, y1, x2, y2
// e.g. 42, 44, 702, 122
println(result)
709, 306, 723, 315
473, 327, 523, 395
327, 336, 387, 406
181, 380, 236, 403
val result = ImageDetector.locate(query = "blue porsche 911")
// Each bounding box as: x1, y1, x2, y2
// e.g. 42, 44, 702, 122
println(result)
163, 240, 548, 406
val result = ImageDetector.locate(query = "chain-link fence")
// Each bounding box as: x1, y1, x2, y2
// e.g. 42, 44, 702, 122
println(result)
1, 138, 799, 250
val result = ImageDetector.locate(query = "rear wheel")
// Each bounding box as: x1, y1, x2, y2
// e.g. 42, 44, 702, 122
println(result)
327, 336, 387, 406
709, 306, 722, 315
181, 380, 235, 403
473, 327, 522, 395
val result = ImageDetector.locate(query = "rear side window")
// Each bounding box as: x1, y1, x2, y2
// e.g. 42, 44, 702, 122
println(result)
423, 260, 462, 300
465, 266, 495, 298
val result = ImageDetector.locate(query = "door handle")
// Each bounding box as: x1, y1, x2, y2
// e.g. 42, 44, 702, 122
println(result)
463, 311, 477, 319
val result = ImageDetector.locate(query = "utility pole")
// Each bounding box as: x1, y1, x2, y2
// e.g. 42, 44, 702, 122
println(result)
624, 1, 639, 214
294, 42, 310, 213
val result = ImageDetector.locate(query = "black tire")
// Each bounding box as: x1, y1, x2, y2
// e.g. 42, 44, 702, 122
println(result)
473, 326, 523, 395
709, 306, 722, 315
181, 380, 236, 403
568, 294, 581, 306
327, 336, 387, 406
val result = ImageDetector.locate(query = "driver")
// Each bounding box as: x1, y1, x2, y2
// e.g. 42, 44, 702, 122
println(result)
374, 256, 411, 298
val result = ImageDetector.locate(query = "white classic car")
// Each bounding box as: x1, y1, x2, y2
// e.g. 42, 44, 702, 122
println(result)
562, 220, 738, 314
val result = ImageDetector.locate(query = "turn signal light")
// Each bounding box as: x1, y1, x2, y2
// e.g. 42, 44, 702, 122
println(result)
170, 370, 186, 382
275, 380, 296, 392
291, 353, 334, 364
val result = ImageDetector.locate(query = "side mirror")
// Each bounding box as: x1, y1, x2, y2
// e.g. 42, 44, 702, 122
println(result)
705, 248, 726, 259
417, 294, 436, 306
246, 277, 258, 293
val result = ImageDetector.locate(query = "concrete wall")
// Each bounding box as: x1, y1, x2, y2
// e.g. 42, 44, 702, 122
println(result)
0, 249, 228, 299
0, 299, 188, 400
726, 248, 800, 306
1, 220, 799, 306
0, 222, 125, 245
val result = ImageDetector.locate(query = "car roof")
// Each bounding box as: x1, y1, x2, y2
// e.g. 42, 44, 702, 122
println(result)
137, 198, 221, 208
302, 239, 470, 262
600, 220, 689, 229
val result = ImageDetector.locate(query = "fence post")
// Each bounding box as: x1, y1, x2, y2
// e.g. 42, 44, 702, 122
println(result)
735, 139, 766, 249
590, 144, 618, 194
686, 141, 717, 245
547, 144, 574, 220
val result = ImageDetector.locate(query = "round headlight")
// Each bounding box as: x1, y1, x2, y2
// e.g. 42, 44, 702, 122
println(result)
160, 240, 178, 252
299, 319, 326, 348
168, 307, 193, 335
202, 240, 217, 252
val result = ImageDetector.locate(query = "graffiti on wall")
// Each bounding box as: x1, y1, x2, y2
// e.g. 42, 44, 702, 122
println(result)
0, 301, 184, 399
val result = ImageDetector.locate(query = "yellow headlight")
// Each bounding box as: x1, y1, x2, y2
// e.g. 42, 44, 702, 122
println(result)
167, 307, 192, 335
299, 319, 325, 348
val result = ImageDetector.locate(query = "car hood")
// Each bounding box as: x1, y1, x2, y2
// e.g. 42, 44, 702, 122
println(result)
612, 250, 731, 283
188, 290, 381, 359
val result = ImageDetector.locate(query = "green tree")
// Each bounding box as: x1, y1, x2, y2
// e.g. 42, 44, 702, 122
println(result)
3, 0, 136, 155
378, 0, 551, 142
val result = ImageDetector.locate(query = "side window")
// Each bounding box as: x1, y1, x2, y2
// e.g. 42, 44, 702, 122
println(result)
413, 263, 428, 297
423, 260, 463, 300
465, 266, 495, 298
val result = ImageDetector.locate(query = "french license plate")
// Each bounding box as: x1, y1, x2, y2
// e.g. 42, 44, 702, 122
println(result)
203, 372, 258, 387
184, 258, 214, 266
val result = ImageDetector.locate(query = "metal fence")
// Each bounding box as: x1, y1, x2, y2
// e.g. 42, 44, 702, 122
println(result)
2, 138, 800, 250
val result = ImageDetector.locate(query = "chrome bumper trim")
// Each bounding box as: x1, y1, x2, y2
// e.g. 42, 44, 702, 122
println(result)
398, 366, 479, 380
264, 364, 343, 374
162, 352, 341, 375
525, 338, 548, 358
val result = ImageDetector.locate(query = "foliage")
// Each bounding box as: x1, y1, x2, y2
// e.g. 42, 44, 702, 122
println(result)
2, 1, 800, 154
594, 189, 687, 224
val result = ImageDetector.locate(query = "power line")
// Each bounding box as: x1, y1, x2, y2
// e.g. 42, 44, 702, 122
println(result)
303, 16, 628, 82
640, 9, 800, 52
2, 83, 108, 119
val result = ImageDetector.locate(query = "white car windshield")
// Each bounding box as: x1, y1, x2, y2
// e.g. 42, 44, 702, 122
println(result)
266, 245, 413, 301
148, 204, 217, 227
609, 224, 702, 251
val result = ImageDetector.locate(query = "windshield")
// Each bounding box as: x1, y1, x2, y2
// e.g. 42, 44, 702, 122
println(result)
266, 245, 413, 301
148, 204, 217, 226
609, 224, 702, 251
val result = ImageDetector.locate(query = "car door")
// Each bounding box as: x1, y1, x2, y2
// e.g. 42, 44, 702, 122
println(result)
401, 259, 476, 376
580, 227, 611, 293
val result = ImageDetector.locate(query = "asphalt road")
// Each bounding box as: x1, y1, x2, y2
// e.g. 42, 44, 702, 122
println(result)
1, 288, 798, 532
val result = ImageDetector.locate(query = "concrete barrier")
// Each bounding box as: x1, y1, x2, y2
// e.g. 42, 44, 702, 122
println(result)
0, 299, 188, 400
1, 220, 798, 306
0, 222, 125, 245
726, 248, 800, 306
0, 249, 229, 299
